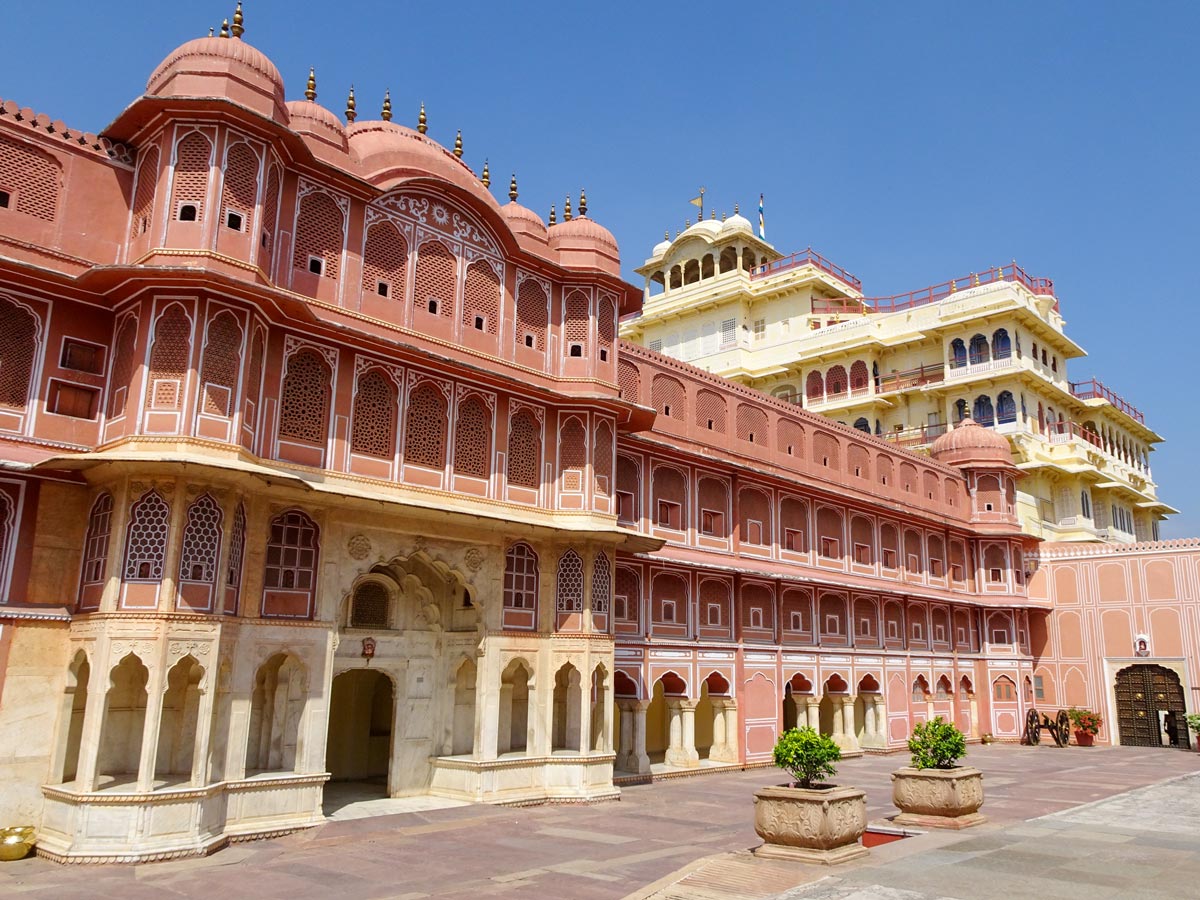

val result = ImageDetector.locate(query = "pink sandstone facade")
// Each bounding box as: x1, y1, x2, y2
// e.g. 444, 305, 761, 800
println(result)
0, 12, 1191, 863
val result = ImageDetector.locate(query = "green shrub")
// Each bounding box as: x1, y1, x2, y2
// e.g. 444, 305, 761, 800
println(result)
1067, 708, 1103, 735
1184, 713, 1200, 735
772, 726, 841, 789
908, 716, 967, 770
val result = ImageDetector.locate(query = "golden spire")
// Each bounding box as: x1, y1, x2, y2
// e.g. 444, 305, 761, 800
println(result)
711, 209, 716, 220
208, 26, 215, 36
579, 189, 588, 217
219, 18, 231, 38
381, 89, 392, 121
734, 202, 739, 214
454, 130, 463, 158
481, 159, 490, 188
231, 1, 245, 38
721, 211, 726, 222
305, 67, 317, 102
417, 101, 427, 134
508, 173, 518, 202
564, 194, 572, 221
549, 204, 557, 225
675, 230, 680, 238
685, 217, 691, 227
664, 230, 669, 241
345, 86, 357, 123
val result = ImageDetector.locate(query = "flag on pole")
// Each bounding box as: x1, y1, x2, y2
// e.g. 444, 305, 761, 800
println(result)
758, 193, 766, 239
688, 195, 703, 209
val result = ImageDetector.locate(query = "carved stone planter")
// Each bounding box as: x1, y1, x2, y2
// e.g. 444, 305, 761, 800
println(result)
753, 784, 869, 864
891, 766, 986, 829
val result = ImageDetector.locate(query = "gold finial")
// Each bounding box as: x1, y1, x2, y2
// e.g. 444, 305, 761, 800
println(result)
564, 194, 573, 221
685, 216, 691, 227
305, 67, 317, 102
417, 101, 427, 134
675, 229, 680, 238
549, 204, 557, 225
209, 26, 215, 36
972, 271, 980, 286
509, 173, 518, 202
664, 230, 669, 241
219, 18, 231, 38
579, 188, 588, 217
345, 86, 357, 123
949, 279, 957, 293
711, 209, 716, 220
997, 263, 1004, 281
721, 211, 726, 221
381, 89, 392, 121
454, 130, 463, 158
481, 159, 490, 188
231, 1, 245, 38
734, 202, 740, 214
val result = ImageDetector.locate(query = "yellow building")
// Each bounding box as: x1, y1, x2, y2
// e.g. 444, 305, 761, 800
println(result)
620, 215, 1172, 544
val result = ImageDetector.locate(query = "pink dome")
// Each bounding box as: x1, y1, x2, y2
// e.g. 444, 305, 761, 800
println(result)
930, 417, 1015, 468
147, 36, 286, 122
285, 100, 348, 154
548, 216, 620, 276
501, 201, 548, 242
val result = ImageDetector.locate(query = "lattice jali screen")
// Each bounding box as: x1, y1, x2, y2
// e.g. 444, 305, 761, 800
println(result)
350, 368, 397, 458
506, 409, 541, 488
179, 494, 223, 583
826, 365, 848, 396
80, 492, 113, 585
130, 145, 159, 239
516, 280, 548, 350
264, 509, 319, 592
696, 390, 727, 433
200, 311, 242, 416
591, 553, 611, 614
597, 295, 616, 347
463, 260, 500, 333
123, 490, 170, 581
564, 290, 589, 348
593, 420, 613, 494
292, 191, 344, 278
0, 132, 61, 221
614, 566, 640, 620
107, 316, 138, 418
261, 165, 281, 256
651, 374, 685, 418
404, 381, 448, 468
145, 304, 192, 410
226, 502, 246, 591
0, 297, 38, 411
453, 395, 491, 477
778, 418, 805, 456
850, 360, 869, 392
171, 132, 212, 220
243, 327, 265, 427
351, 581, 390, 628
736, 404, 768, 443
617, 360, 640, 402
555, 549, 584, 612
278, 349, 331, 443
504, 542, 539, 609
221, 142, 260, 222
362, 221, 408, 298
813, 432, 840, 467
559, 416, 586, 491
414, 240, 456, 317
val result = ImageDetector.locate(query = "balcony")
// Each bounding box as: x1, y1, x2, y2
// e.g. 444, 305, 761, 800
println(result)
945, 351, 1017, 382
839, 262, 1055, 315
1070, 378, 1145, 425
877, 364, 945, 395
882, 422, 948, 449
751, 247, 863, 291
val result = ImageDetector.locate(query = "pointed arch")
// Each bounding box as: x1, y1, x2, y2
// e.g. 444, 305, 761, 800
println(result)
413, 239, 456, 317
123, 490, 170, 582
361, 219, 408, 300
0, 296, 40, 412
171, 131, 212, 221
178, 493, 223, 585
199, 311, 242, 417
350, 367, 398, 458
506, 407, 541, 488
453, 393, 492, 477
278, 348, 331, 443
145, 303, 192, 411
463, 259, 501, 334
293, 191, 345, 278
404, 380, 449, 468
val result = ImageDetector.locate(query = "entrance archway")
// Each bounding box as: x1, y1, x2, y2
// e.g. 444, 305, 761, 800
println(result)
326, 669, 395, 796
1115, 664, 1188, 747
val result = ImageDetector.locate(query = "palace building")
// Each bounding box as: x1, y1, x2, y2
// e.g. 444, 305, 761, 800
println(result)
0, 8, 1194, 865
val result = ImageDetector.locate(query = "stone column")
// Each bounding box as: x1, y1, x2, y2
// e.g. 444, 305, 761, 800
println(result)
74, 660, 110, 791
189, 679, 217, 786
615, 700, 635, 770
679, 699, 700, 767
665, 699, 699, 767
829, 695, 846, 749
864, 695, 877, 747
805, 697, 820, 731
708, 699, 728, 762
567, 672, 583, 752
496, 682, 513, 755
711, 699, 739, 763
630, 699, 651, 773
136, 660, 167, 792
872, 695, 888, 747
840, 696, 859, 751
968, 692, 980, 738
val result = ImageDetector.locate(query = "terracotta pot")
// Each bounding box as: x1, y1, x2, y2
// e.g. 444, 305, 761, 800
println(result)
1074, 730, 1095, 747
753, 784, 869, 865
891, 766, 987, 829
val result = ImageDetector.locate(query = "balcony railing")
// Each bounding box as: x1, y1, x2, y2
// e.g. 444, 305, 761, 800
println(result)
1069, 379, 1145, 425
882, 422, 949, 448
1046, 419, 1104, 448
751, 247, 863, 291
877, 364, 945, 394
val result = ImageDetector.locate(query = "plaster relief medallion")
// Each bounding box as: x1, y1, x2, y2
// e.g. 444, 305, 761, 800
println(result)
168, 640, 210, 660
413, 535, 428, 553
348, 534, 371, 561
464, 547, 485, 572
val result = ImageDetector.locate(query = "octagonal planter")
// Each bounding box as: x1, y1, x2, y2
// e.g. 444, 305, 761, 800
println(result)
892, 766, 986, 829
752, 784, 869, 864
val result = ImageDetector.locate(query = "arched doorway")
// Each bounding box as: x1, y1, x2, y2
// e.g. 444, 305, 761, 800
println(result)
1114, 664, 1188, 748
325, 669, 395, 801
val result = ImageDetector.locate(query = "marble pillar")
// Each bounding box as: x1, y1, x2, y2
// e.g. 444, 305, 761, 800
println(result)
630, 699, 651, 773
710, 699, 739, 763
839, 695, 859, 751
805, 698, 820, 731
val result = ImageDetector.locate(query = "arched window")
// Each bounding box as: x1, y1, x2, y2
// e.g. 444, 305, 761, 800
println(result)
453, 395, 492, 478
463, 260, 501, 334
853, 417, 871, 433
414, 240, 456, 317
221, 141, 260, 228
955, 399, 968, 422
107, 316, 138, 418
597, 295, 617, 362
350, 368, 397, 458
171, 131, 212, 222
225, 502, 246, 614
992, 676, 1016, 701
949, 338, 966, 369
992, 328, 1011, 359
651, 374, 685, 419
996, 391, 1016, 424
591, 553, 611, 614
292, 191, 344, 278
805, 370, 824, 402
564, 290, 590, 357
968, 334, 990, 365
849, 360, 869, 395
404, 381, 449, 468
124, 490, 170, 581
199, 311, 242, 417
263, 510, 319, 595
825, 365, 848, 397
178, 494, 223, 584
78, 493, 113, 608
516, 279, 548, 351
736, 404, 768, 444
973, 395, 994, 426
278, 349, 331, 444
696, 390, 727, 433
506, 408, 541, 488
504, 543, 539, 610
243, 327, 265, 434
361, 220, 408, 299
0, 297, 39, 411
617, 360, 640, 401
350, 581, 389, 628
145, 304, 191, 411
556, 550, 584, 612
130, 145, 159, 238
593, 419, 614, 493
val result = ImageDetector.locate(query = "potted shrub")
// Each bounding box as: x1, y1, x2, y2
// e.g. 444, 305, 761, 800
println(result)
891, 717, 986, 829
752, 726, 868, 864
1184, 714, 1200, 751
1068, 708, 1102, 746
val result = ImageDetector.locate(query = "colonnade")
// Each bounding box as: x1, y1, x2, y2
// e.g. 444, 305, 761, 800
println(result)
613, 695, 739, 774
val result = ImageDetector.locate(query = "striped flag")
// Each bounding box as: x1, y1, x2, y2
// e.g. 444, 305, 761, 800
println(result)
758, 193, 766, 239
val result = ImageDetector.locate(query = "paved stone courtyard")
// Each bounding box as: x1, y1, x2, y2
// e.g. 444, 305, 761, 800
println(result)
1, 745, 1196, 899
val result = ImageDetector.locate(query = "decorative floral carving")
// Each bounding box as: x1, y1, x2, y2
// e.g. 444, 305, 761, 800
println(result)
464, 547, 485, 572
753, 785, 867, 861
891, 766, 986, 828
347, 534, 371, 560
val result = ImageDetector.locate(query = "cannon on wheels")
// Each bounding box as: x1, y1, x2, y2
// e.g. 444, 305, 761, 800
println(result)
1024, 708, 1072, 747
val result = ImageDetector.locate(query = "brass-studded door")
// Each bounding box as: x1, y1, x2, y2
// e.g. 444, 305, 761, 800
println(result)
1114, 665, 1188, 748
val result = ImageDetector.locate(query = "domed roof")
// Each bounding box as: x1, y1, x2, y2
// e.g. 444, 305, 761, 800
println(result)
651, 233, 672, 257
286, 100, 348, 153
721, 212, 753, 235
930, 417, 1015, 468
682, 218, 722, 239
501, 200, 547, 239
147, 36, 286, 122
548, 215, 620, 276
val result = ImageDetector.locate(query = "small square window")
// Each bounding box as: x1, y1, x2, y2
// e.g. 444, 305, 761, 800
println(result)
854, 543, 871, 565
0, 190, 10, 209
225, 210, 243, 231
750, 607, 764, 629
60, 340, 103, 375
989, 568, 1004, 583
569, 344, 583, 357
706, 603, 722, 626
600, 348, 608, 362
951, 563, 965, 581
377, 281, 390, 298
427, 299, 438, 314
178, 204, 198, 222
308, 256, 324, 275
524, 333, 535, 348
881, 548, 897, 568
474, 315, 485, 331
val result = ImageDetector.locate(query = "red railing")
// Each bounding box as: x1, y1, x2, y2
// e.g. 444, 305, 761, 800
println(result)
877, 364, 945, 394
751, 247, 863, 291
1046, 420, 1104, 448
883, 422, 948, 448
1070, 379, 1145, 425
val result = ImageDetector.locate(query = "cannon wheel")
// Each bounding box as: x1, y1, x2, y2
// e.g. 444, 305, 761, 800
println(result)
1055, 709, 1071, 747
1025, 708, 1042, 745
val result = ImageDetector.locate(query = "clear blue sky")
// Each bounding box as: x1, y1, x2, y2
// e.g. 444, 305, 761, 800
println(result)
5, 1, 1197, 536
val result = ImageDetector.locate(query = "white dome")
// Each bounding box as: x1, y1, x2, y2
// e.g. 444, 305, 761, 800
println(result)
721, 212, 753, 235
683, 219, 722, 238
651, 237, 671, 257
